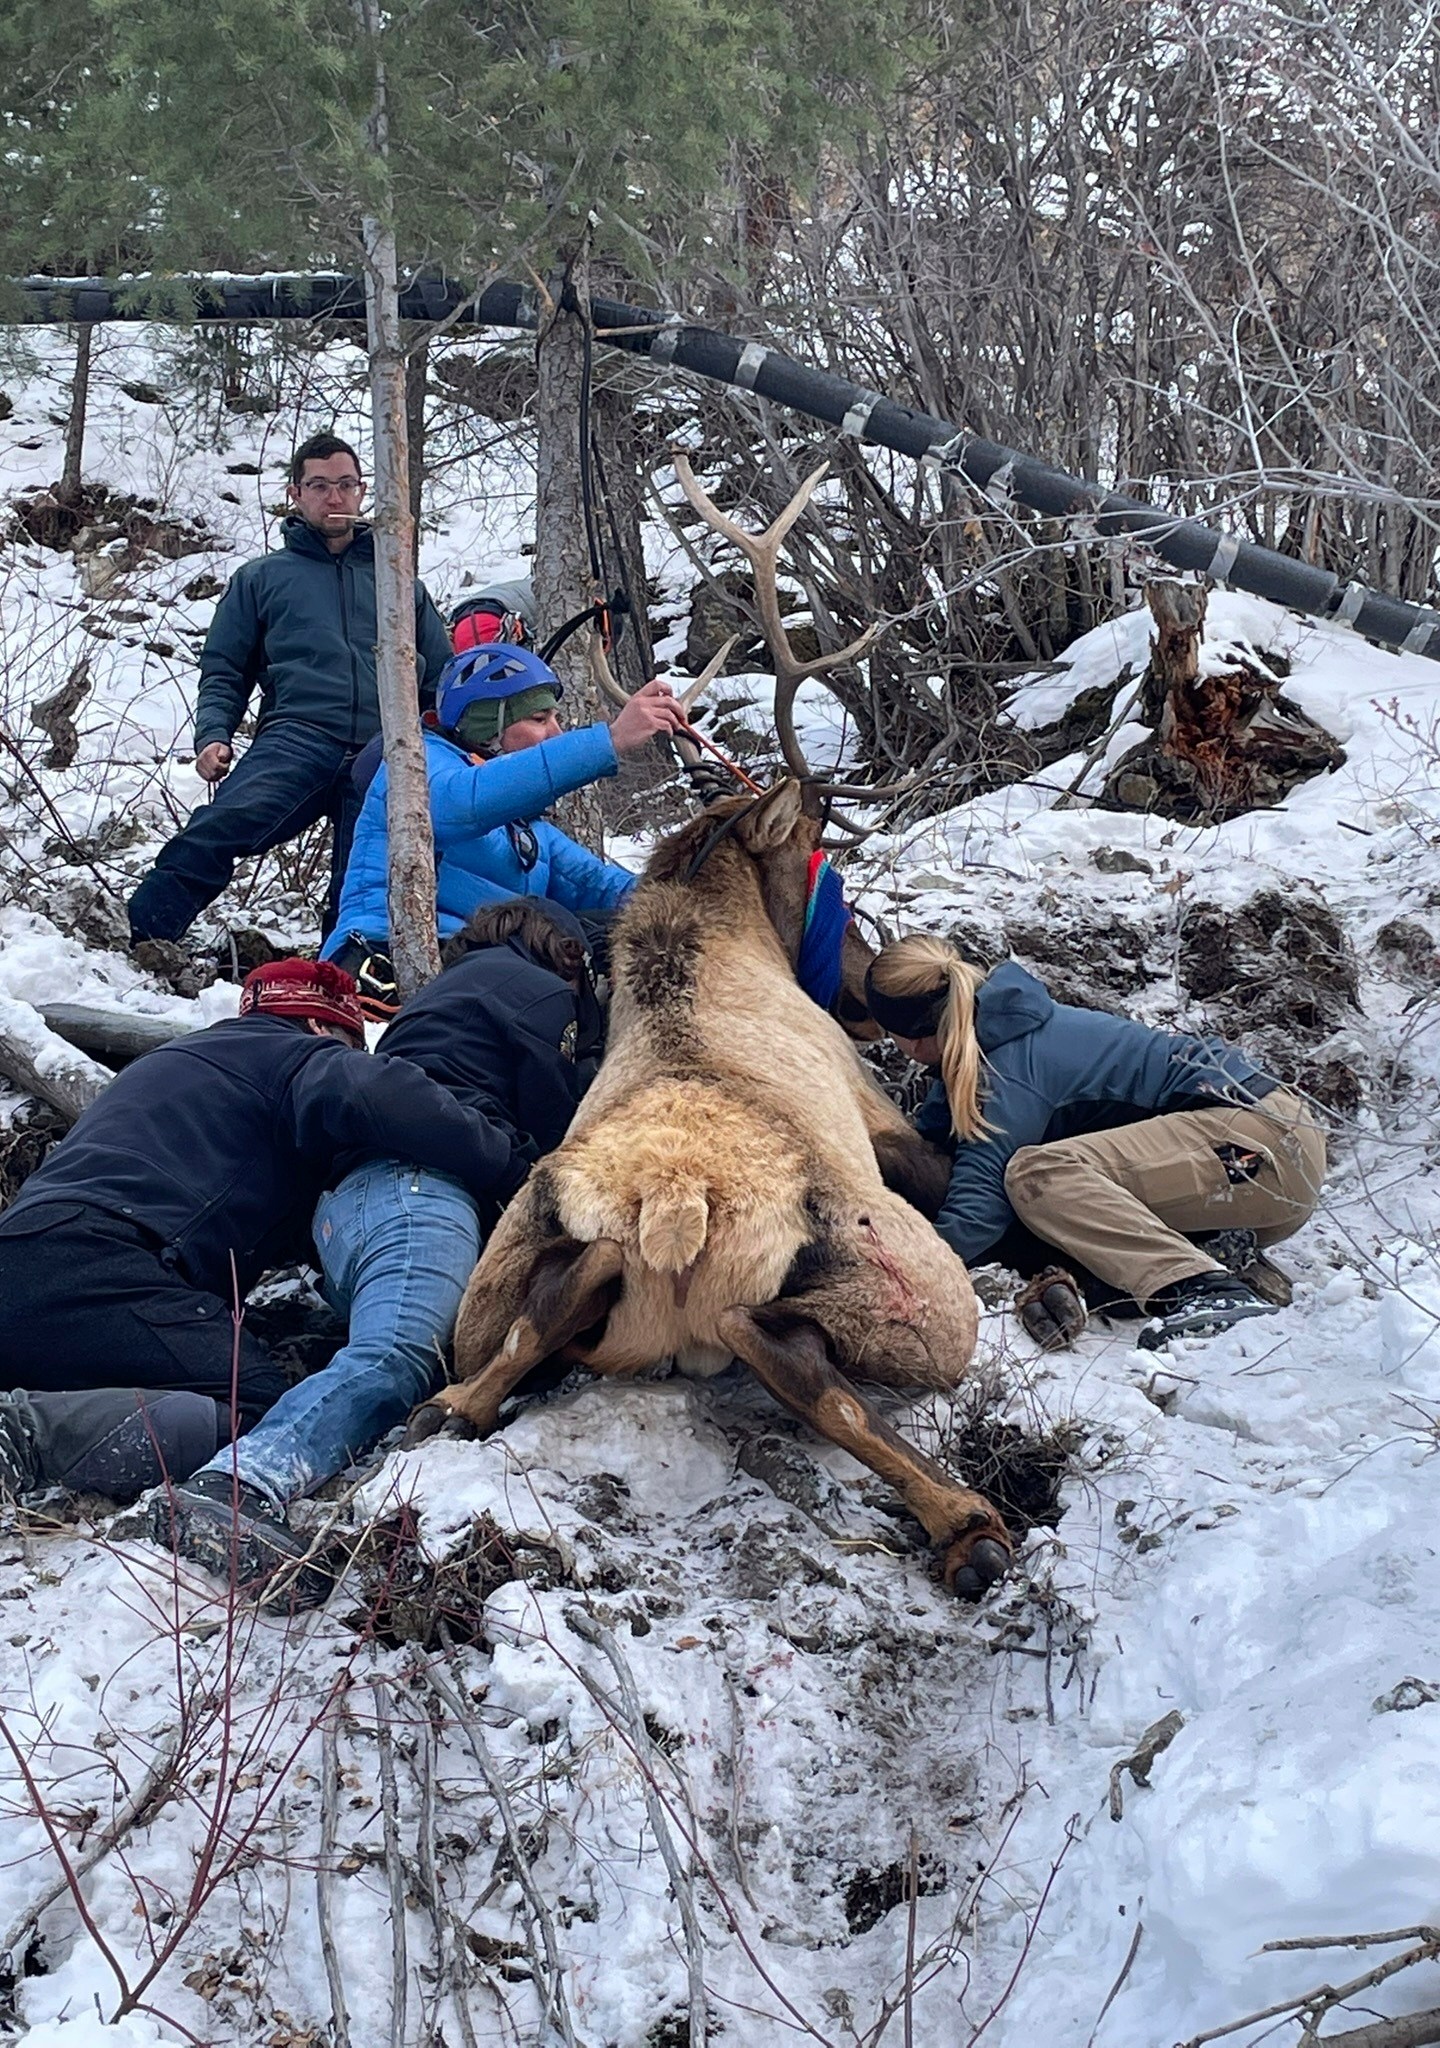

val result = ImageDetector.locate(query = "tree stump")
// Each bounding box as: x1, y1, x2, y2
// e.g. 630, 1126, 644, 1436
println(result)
1100, 579, 1345, 822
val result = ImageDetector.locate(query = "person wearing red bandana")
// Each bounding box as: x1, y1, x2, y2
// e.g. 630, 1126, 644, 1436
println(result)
0, 958, 532, 1524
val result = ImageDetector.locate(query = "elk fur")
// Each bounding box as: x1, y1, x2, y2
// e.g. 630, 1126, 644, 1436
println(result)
415, 781, 1011, 1590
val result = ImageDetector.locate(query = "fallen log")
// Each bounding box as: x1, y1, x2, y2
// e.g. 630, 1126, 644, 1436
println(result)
0, 993, 112, 1125
38, 1002, 197, 1068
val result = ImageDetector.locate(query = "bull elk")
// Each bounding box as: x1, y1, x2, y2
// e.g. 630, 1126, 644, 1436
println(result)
405, 458, 1013, 1597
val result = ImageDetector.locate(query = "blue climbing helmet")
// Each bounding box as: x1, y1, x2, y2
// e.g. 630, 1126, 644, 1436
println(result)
435, 643, 564, 732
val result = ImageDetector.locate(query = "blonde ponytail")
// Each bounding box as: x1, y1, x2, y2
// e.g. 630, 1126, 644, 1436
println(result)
867, 934, 992, 1141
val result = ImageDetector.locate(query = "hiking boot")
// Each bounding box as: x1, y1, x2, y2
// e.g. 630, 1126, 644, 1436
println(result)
1015, 1266, 1088, 1350
1137, 1272, 1278, 1351
149, 1469, 329, 1606
1193, 1227, 1294, 1308
0, 1392, 41, 1501
128, 938, 217, 999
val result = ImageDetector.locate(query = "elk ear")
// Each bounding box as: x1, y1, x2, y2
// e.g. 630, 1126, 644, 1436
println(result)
736, 780, 805, 853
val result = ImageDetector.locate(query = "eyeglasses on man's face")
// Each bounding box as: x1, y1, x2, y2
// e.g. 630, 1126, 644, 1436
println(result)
298, 475, 365, 499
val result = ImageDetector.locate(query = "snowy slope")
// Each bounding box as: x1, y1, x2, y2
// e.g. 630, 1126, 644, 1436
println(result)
2, 329, 1440, 2047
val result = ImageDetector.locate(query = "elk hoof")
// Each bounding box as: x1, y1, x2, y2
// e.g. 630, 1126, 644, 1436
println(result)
944, 1534, 1013, 1600
439, 1413, 480, 1443
401, 1402, 450, 1448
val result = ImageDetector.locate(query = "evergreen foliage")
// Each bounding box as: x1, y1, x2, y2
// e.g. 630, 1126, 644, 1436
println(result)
0, 0, 928, 287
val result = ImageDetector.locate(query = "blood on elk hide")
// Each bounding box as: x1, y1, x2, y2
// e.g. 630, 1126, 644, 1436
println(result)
1100, 580, 1345, 823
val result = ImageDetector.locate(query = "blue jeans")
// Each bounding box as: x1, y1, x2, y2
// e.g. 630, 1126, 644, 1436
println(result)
199, 1160, 482, 1508
127, 719, 361, 943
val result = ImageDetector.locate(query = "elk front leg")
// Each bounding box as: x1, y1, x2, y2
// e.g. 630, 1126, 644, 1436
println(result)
404, 1239, 624, 1445
716, 1307, 1012, 1598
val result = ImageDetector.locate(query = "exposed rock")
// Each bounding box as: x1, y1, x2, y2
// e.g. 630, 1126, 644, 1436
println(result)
130, 938, 218, 1000
1374, 918, 1440, 984
685, 569, 767, 674
13, 482, 214, 561
1022, 672, 1130, 766
1091, 846, 1153, 877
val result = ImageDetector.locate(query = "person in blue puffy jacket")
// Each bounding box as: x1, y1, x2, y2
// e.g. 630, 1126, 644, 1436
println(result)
322, 644, 688, 996
865, 933, 1327, 1353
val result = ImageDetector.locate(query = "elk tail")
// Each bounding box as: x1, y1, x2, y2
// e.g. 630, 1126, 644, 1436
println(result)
636, 1175, 710, 1275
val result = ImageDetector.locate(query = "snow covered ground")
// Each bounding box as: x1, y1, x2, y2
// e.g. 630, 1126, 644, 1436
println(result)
2, 329, 1440, 2047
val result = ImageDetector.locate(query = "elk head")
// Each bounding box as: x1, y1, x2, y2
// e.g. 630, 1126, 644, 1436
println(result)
644, 781, 881, 1039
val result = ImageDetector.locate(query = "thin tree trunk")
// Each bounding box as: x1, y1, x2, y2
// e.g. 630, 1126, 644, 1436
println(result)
358, 0, 440, 998
593, 384, 654, 691
534, 248, 606, 852
404, 324, 428, 572
59, 324, 92, 506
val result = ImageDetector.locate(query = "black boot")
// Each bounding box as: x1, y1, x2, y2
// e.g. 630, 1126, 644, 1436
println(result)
1192, 1227, 1294, 1308
150, 1469, 328, 1605
0, 1387, 226, 1504
1138, 1272, 1277, 1351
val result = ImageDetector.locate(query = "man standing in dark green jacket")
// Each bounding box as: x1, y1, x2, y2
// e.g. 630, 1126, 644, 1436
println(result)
127, 433, 453, 947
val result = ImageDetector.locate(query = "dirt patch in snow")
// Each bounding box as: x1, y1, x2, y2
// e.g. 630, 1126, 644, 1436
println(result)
0, 1102, 67, 1209
10, 481, 216, 560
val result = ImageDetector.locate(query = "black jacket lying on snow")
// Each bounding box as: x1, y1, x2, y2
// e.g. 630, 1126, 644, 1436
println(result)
0, 1016, 533, 1297
373, 928, 602, 1166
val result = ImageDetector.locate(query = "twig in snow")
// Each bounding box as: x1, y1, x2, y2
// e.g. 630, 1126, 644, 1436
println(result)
317, 1704, 352, 2048
1313, 2008, 1440, 2048
1085, 1914, 1144, 2046
565, 1605, 708, 2048
413, 1698, 480, 2048
964, 1814, 1081, 2048
426, 1635, 581, 2048
0, 1731, 179, 1977
721, 1671, 760, 1914
1264, 1930, 1440, 1954
1108, 1710, 1185, 1821
902, 1828, 919, 2048
1178, 1928, 1440, 2048
565, 1611, 708, 2011
372, 1678, 409, 2048
1050, 665, 1142, 809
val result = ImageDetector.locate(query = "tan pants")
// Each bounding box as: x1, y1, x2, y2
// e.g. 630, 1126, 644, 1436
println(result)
1002, 1087, 1327, 1310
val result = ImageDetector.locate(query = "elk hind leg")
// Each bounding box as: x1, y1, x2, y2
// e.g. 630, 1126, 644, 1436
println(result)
716, 1306, 1012, 1598
404, 1239, 624, 1446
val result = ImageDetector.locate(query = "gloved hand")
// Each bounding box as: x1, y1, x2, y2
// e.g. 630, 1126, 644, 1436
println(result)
1015, 1266, 1088, 1350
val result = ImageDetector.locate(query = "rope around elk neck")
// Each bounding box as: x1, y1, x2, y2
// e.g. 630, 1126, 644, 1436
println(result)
680, 797, 766, 884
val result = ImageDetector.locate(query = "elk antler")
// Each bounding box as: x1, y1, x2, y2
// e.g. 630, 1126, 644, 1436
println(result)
588, 626, 740, 782
670, 450, 879, 783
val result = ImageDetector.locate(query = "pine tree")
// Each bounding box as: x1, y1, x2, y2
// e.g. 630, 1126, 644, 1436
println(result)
0, 0, 923, 979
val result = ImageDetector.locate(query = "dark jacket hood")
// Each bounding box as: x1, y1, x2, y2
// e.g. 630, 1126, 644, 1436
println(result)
280, 514, 373, 561
975, 961, 1054, 1050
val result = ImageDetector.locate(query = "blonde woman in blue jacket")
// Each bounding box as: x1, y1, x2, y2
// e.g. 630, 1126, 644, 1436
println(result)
865, 935, 1326, 1351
